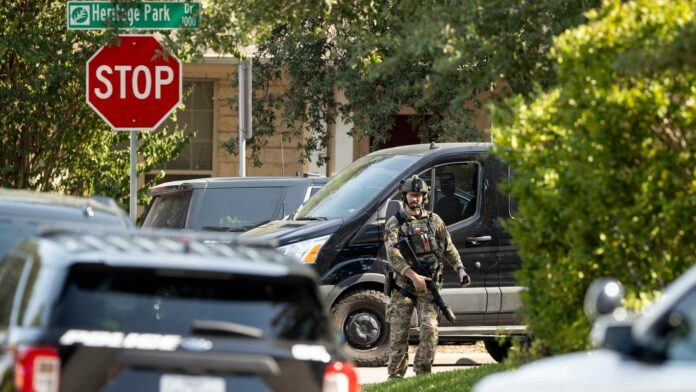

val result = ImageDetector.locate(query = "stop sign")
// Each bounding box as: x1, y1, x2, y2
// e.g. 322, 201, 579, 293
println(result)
86, 35, 182, 131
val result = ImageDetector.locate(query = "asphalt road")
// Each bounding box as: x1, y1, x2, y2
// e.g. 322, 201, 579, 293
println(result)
356, 347, 496, 385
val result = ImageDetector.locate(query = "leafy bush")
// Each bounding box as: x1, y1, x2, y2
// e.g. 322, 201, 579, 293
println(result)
493, 0, 696, 355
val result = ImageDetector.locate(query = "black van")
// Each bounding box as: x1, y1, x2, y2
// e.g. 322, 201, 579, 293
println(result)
240, 143, 526, 366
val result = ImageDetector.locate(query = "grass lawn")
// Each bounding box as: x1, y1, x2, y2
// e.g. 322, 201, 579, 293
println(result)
363, 363, 505, 392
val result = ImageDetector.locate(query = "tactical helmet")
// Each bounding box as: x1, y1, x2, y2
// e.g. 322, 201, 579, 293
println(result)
400, 174, 429, 206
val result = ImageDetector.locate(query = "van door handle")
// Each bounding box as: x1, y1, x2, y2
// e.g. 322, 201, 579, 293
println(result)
466, 235, 492, 245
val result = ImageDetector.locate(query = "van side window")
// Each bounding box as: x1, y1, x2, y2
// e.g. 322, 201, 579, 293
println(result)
144, 191, 192, 229
433, 163, 479, 226
192, 187, 284, 231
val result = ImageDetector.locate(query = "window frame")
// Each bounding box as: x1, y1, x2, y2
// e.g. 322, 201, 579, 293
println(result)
424, 161, 481, 227
148, 79, 216, 182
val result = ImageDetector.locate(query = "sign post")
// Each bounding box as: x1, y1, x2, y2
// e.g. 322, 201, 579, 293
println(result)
86, 35, 182, 221
77, 2, 194, 222
130, 132, 137, 221
238, 60, 252, 177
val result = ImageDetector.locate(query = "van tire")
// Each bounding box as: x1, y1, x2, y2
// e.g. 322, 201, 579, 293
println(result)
484, 339, 512, 362
332, 289, 389, 367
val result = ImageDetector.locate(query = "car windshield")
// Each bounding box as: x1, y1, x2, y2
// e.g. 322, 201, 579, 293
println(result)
296, 154, 419, 220
49, 264, 331, 342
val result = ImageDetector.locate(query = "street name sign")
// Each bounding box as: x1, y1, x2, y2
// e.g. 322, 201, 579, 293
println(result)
67, 1, 200, 30
86, 35, 182, 131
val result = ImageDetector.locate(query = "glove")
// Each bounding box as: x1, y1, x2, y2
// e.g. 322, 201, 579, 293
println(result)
458, 268, 471, 287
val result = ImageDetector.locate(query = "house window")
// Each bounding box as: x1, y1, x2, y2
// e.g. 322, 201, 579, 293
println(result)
147, 80, 214, 184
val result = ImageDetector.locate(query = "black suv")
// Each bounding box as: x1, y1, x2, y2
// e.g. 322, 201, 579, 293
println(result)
0, 188, 132, 259
0, 229, 357, 392
142, 177, 328, 232
241, 143, 525, 365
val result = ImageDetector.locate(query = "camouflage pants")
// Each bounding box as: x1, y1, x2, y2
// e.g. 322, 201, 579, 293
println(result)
386, 290, 439, 377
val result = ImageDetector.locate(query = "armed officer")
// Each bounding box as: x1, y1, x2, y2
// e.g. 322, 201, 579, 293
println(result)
384, 174, 470, 378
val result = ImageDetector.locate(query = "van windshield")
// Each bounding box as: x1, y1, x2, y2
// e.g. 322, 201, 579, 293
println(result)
296, 154, 418, 220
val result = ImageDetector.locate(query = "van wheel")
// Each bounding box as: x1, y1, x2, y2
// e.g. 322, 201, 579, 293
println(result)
332, 289, 389, 367
484, 339, 512, 362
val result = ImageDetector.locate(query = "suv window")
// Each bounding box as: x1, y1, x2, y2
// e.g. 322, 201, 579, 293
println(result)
142, 191, 191, 229
0, 255, 25, 330
0, 219, 39, 259
49, 265, 331, 341
189, 187, 284, 231
17, 261, 60, 328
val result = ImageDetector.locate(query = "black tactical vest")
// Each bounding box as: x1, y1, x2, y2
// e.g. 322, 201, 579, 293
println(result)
396, 211, 445, 285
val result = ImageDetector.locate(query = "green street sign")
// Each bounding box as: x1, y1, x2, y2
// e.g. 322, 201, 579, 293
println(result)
67, 1, 200, 30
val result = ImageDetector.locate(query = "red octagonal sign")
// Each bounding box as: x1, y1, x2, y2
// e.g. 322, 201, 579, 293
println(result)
87, 35, 182, 131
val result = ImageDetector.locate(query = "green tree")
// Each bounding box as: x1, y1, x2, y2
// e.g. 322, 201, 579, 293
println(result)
178, 0, 600, 165
0, 0, 191, 209
493, 0, 696, 357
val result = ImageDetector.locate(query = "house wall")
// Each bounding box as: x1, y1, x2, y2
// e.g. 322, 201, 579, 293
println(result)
181, 61, 309, 178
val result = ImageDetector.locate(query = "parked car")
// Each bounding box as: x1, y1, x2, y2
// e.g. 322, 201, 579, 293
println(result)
141, 176, 329, 232
474, 267, 696, 392
0, 229, 358, 392
0, 188, 132, 260
240, 143, 525, 366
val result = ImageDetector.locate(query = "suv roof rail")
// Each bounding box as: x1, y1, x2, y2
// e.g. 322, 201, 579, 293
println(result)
36, 226, 278, 250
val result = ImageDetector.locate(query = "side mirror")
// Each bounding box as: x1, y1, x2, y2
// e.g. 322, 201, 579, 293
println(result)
584, 277, 625, 322
590, 312, 636, 354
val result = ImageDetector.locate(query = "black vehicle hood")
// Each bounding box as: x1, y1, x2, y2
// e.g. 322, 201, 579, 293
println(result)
239, 218, 343, 246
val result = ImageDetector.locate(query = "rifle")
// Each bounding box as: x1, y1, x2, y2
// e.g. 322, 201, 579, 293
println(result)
384, 264, 396, 296
395, 237, 456, 323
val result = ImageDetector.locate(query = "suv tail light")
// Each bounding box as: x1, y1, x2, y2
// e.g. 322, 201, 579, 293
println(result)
14, 346, 60, 392
323, 361, 360, 392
